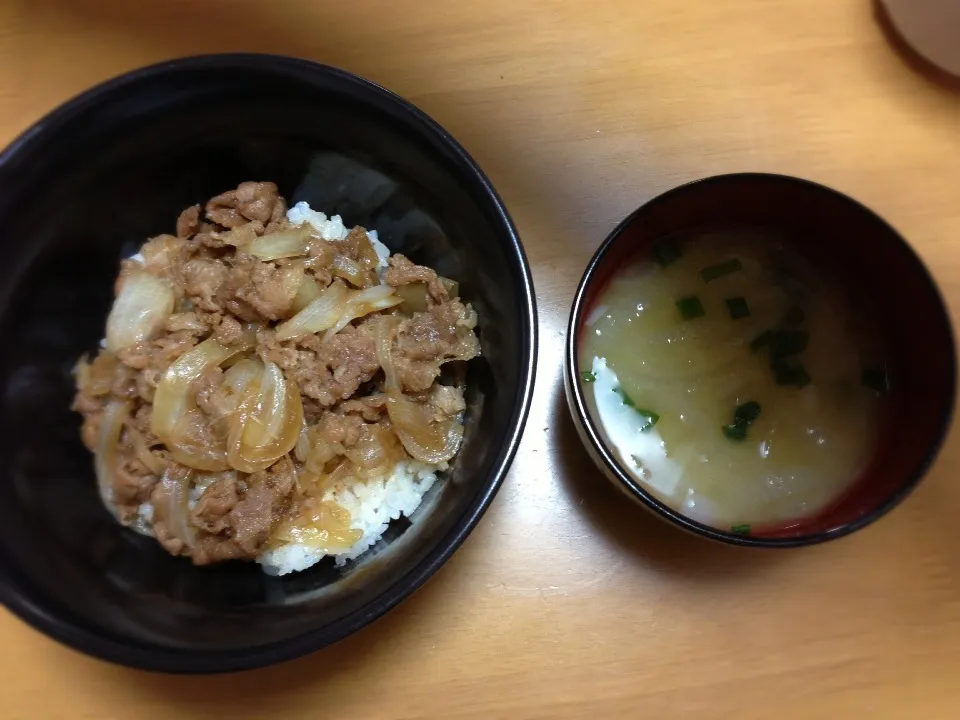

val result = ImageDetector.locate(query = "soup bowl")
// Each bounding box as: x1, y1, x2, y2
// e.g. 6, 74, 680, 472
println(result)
0, 54, 537, 672
564, 173, 955, 547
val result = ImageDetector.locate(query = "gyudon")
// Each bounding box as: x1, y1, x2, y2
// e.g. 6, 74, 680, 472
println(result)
73, 182, 479, 574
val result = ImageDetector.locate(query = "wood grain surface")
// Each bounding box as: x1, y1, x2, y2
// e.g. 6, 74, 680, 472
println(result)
2, 1, 960, 718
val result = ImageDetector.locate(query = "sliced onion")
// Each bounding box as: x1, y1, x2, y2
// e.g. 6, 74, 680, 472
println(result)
226, 382, 264, 473
292, 272, 322, 313
169, 408, 230, 471
170, 449, 228, 474
223, 358, 263, 394
326, 455, 388, 483
304, 432, 340, 476
296, 469, 322, 495
375, 314, 463, 463
387, 393, 464, 464
278, 263, 304, 314
226, 363, 304, 473
342, 440, 384, 469
331, 255, 368, 287
342, 424, 399, 469
75, 352, 121, 396
440, 277, 459, 298
357, 462, 394, 479
220, 353, 246, 370
294, 425, 311, 463
243, 362, 287, 448
327, 457, 359, 485
151, 336, 252, 443
268, 499, 360, 551
127, 425, 166, 476
247, 227, 311, 260
157, 467, 195, 550
105, 271, 175, 352
324, 284, 402, 340
259, 381, 304, 460
396, 282, 429, 314
298, 452, 363, 497
95, 400, 131, 515
275, 280, 348, 341
377, 314, 401, 393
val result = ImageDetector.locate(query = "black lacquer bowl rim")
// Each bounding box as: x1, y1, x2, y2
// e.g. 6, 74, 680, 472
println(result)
0, 53, 538, 674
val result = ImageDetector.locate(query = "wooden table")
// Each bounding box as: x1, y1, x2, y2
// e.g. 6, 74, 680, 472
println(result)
3, 1, 960, 718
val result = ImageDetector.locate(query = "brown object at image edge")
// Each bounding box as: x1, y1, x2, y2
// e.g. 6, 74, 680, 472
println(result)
875, 0, 960, 88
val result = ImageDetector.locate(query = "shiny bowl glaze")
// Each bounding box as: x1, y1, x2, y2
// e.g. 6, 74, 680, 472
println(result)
565, 173, 955, 547
0, 54, 537, 673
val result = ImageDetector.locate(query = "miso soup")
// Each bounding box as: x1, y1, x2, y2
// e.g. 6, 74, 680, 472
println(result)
578, 231, 888, 532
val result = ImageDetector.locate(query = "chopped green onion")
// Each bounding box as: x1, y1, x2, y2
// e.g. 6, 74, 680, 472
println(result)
754, 326, 811, 386
700, 258, 743, 282
635, 409, 660, 432
676, 296, 705, 320
725, 296, 750, 320
783, 306, 805, 327
653, 239, 682, 267
723, 400, 762, 442
731, 523, 751, 535
770, 330, 809, 358
771, 265, 807, 305
750, 329, 773, 352
861, 367, 889, 393
613, 387, 659, 430
772, 360, 811, 388
580, 371, 596, 383
722, 423, 748, 441
734, 400, 762, 424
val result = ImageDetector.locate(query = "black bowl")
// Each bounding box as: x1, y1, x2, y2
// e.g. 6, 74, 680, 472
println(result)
0, 55, 537, 672
565, 173, 955, 547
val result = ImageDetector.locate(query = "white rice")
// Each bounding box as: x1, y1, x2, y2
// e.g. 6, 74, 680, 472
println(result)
132, 501, 154, 535
286, 201, 390, 274
257, 460, 442, 575
120, 202, 443, 575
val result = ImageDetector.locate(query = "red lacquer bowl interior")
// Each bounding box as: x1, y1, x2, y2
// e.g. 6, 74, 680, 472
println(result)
568, 173, 956, 545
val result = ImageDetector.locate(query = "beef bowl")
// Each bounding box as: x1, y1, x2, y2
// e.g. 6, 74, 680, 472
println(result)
0, 55, 536, 673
